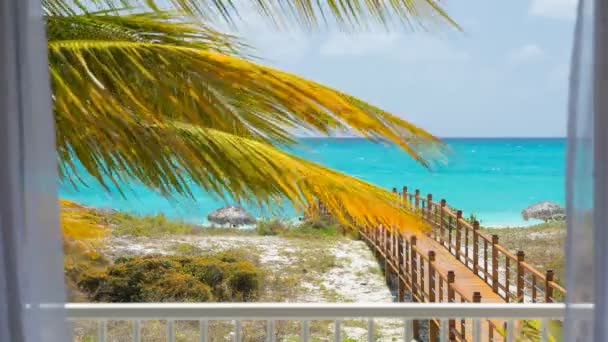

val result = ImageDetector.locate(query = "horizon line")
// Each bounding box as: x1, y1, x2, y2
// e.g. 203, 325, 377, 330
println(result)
295, 136, 567, 139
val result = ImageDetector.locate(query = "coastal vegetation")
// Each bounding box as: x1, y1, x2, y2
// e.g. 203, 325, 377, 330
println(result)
77, 254, 262, 302
483, 221, 566, 285
63, 200, 405, 340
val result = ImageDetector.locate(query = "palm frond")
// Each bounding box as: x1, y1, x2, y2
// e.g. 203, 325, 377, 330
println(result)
43, 0, 459, 30
49, 37, 444, 167
58, 114, 425, 230
46, 11, 249, 55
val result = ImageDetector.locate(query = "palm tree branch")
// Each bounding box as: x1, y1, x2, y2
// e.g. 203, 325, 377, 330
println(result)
49, 39, 444, 166
57, 112, 426, 230
43, 0, 460, 30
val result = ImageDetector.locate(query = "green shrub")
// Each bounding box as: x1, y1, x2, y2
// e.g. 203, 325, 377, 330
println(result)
227, 261, 261, 301
256, 219, 289, 236
284, 216, 341, 238
77, 254, 262, 303
108, 212, 200, 236
170, 242, 204, 256
141, 273, 213, 302
183, 260, 225, 287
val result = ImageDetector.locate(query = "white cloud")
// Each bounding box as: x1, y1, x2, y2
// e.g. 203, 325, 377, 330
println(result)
508, 44, 544, 64
529, 0, 578, 20
319, 32, 400, 56
319, 32, 470, 66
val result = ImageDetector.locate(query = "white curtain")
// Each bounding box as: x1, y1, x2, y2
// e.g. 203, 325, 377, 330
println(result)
0, 0, 68, 341
564, 0, 608, 340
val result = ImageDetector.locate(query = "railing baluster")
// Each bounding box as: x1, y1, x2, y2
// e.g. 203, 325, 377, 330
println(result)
234, 320, 241, 342
473, 220, 480, 276
97, 320, 107, 342
456, 210, 462, 260
440, 319, 448, 342
301, 320, 309, 342
473, 292, 482, 342
440, 199, 447, 247
447, 271, 456, 340
541, 319, 549, 342
484, 239, 488, 282
506, 320, 514, 342
473, 319, 481, 342
492, 235, 499, 293
546, 270, 555, 303
506, 257, 511, 302
167, 320, 175, 342
464, 224, 469, 265
266, 320, 274, 342
367, 318, 374, 342
200, 320, 208, 342
334, 320, 341, 342
532, 275, 538, 303
133, 320, 140, 342
428, 251, 438, 340
517, 251, 525, 303
403, 318, 414, 342
427, 193, 433, 228
410, 236, 418, 301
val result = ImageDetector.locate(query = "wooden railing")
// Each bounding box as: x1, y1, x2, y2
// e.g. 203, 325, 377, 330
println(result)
359, 225, 485, 341
397, 186, 566, 304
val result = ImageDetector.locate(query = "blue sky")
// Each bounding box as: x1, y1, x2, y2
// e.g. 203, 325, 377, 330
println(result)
233, 0, 578, 137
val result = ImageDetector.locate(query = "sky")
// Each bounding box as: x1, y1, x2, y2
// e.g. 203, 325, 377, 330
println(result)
230, 0, 578, 138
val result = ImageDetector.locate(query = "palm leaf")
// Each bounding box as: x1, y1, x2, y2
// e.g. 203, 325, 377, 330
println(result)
49, 27, 444, 167
47, 7, 448, 231
43, 0, 459, 30
59, 113, 423, 230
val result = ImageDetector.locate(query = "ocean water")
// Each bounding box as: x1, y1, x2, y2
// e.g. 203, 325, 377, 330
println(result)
59, 138, 566, 227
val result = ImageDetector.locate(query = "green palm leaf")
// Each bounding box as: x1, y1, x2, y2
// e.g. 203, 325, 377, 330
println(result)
48, 17, 444, 164
46, 3, 453, 230
43, 0, 459, 30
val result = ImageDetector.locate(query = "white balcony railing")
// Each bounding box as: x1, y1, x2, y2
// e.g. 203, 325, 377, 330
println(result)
66, 302, 593, 342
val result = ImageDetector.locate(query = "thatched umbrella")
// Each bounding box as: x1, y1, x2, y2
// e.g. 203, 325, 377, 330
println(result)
207, 206, 256, 226
521, 201, 565, 222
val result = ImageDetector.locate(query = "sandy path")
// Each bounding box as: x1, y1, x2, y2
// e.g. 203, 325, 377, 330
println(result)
102, 235, 404, 341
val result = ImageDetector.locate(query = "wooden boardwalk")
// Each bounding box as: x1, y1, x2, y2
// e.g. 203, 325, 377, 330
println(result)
339, 186, 566, 341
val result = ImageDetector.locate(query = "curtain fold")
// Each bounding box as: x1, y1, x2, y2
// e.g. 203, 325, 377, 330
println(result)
565, 0, 600, 340
0, 0, 68, 341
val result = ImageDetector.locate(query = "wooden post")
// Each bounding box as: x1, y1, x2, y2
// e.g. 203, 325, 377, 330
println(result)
384, 225, 388, 252
428, 251, 438, 341
455, 210, 462, 260
410, 236, 418, 301
473, 220, 480, 276
491, 235, 499, 293
398, 238, 406, 302
384, 227, 391, 285
410, 236, 419, 339
517, 251, 525, 303
473, 291, 481, 303
545, 270, 555, 303
428, 251, 436, 302
415, 189, 420, 210
427, 193, 433, 225
447, 271, 456, 340
402, 186, 408, 206
375, 225, 382, 258
440, 199, 447, 246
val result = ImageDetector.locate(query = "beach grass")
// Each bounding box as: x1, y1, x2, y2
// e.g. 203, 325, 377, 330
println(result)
482, 221, 566, 284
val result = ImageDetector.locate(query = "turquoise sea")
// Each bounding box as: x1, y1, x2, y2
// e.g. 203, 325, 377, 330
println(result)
59, 138, 566, 227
